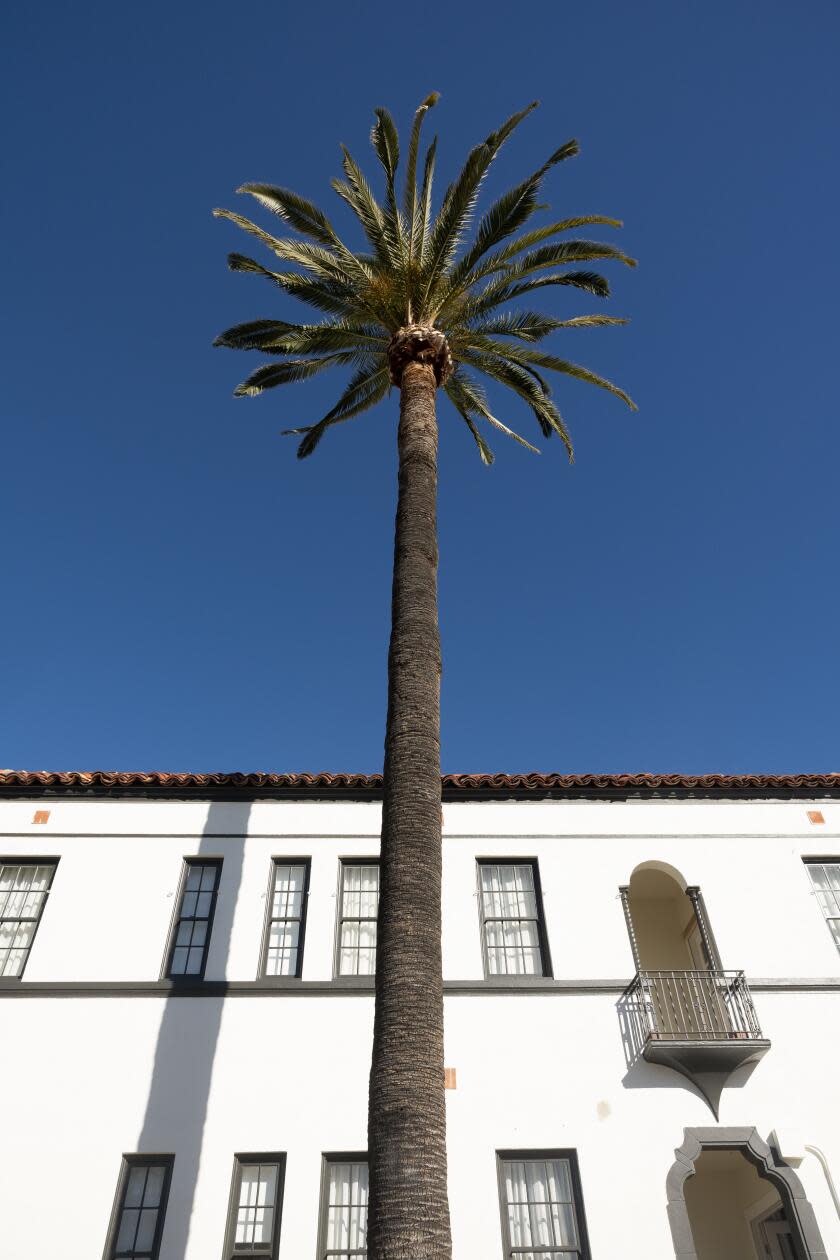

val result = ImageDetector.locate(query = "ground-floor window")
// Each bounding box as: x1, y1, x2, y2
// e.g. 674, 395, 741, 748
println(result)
497, 1150, 591, 1259
319, 1156, 368, 1258
104, 1155, 174, 1260
223, 1153, 285, 1258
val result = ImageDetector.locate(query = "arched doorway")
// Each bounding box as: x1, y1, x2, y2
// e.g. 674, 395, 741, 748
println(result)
686, 1150, 796, 1258
667, 1129, 829, 1259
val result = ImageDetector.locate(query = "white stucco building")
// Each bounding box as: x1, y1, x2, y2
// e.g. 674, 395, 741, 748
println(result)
1, 769, 839, 1260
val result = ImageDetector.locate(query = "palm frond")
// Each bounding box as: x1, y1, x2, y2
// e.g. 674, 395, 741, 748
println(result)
233, 353, 361, 397
215, 209, 372, 286
419, 103, 540, 309
486, 215, 624, 267
507, 350, 638, 410
447, 394, 495, 465
457, 311, 627, 342
370, 107, 402, 246
404, 93, 440, 242
459, 350, 574, 458
282, 362, 390, 457
236, 184, 338, 247
332, 147, 396, 269
498, 239, 637, 281
415, 136, 438, 265
445, 138, 580, 294
455, 270, 612, 324
227, 253, 363, 317
213, 318, 303, 350
445, 370, 540, 455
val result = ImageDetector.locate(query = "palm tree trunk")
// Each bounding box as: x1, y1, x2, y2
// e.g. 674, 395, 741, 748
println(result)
367, 358, 452, 1260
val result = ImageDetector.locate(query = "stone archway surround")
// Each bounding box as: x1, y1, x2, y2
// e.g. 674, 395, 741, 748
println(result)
666, 1127, 829, 1259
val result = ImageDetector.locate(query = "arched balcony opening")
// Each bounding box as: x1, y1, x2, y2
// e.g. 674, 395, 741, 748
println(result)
626, 863, 715, 973
618, 863, 769, 1117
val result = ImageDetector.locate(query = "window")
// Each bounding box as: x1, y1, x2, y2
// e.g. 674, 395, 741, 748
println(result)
319, 1157, 368, 1259
805, 861, 840, 952
0, 860, 56, 977
497, 1152, 591, 1259
104, 1156, 173, 1260
165, 859, 221, 979
261, 861, 309, 977
222, 1154, 285, 1259
478, 861, 550, 977
336, 863, 379, 976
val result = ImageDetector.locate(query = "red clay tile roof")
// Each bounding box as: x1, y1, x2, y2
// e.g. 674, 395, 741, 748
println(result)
0, 770, 838, 800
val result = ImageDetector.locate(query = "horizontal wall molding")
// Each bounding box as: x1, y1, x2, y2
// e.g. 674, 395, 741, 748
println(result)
1, 977, 837, 998
2, 832, 839, 843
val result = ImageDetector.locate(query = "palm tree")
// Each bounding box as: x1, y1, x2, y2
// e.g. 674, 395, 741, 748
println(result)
214, 94, 635, 1260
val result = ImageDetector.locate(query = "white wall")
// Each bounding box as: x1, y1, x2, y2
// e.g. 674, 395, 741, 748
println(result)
1, 793, 839, 1258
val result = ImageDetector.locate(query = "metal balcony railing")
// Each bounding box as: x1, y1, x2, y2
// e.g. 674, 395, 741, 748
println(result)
621, 969, 764, 1055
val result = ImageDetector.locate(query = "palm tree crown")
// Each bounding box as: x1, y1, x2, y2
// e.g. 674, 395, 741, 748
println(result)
213, 94, 636, 464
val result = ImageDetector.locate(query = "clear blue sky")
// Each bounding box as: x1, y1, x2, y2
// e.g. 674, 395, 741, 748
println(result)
2, 2, 838, 775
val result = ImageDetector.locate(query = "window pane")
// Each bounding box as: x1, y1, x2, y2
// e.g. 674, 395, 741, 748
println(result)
326, 1160, 368, 1255
135, 1208, 157, 1251
167, 863, 218, 979
124, 1166, 147, 1209
501, 1157, 581, 1260
144, 1166, 164, 1209
111, 1161, 170, 1260
480, 862, 545, 978
338, 864, 379, 976
229, 1159, 281, 1255
0, 863, 55, 977
264, 862, 307, 977
116, 1208, 140, 1252
806, 862, 840, 955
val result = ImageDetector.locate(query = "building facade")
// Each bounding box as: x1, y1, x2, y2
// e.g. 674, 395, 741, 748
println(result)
1, 770, 839, 1259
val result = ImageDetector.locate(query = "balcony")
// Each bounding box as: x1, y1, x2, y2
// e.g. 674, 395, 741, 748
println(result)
619, 969, 770, 1117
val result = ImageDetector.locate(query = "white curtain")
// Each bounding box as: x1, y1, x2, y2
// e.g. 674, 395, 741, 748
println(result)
503, 1158, 578, 1255
327, 1161, 368, 1255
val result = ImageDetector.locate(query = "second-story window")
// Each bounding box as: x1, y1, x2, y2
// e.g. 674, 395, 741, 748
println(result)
805, 860, 840, 953
478, 861, 550, 977
337, 863, 379, 976
0, 861, 57, 978
262, 861, 309, 977
166, 859, 221, 979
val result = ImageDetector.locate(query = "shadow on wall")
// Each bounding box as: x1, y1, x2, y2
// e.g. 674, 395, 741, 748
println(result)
137, 800, 251, 1259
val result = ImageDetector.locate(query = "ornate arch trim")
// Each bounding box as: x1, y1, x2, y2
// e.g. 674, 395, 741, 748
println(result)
666, 1127, 829, 1259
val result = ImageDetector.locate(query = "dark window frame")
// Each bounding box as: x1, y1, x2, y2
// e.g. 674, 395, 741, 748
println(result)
333, 859, 380, 979
258, 858, 311, 979
476, 858, 553, 979
102, 1153, 174, 1260
221, 1151, 286, 1260
316, 1152, 369, 1260
803, 856, 840, 954
496, 1148, 591, 1260
0, 856, 59, 980
162, 857, 223, 981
